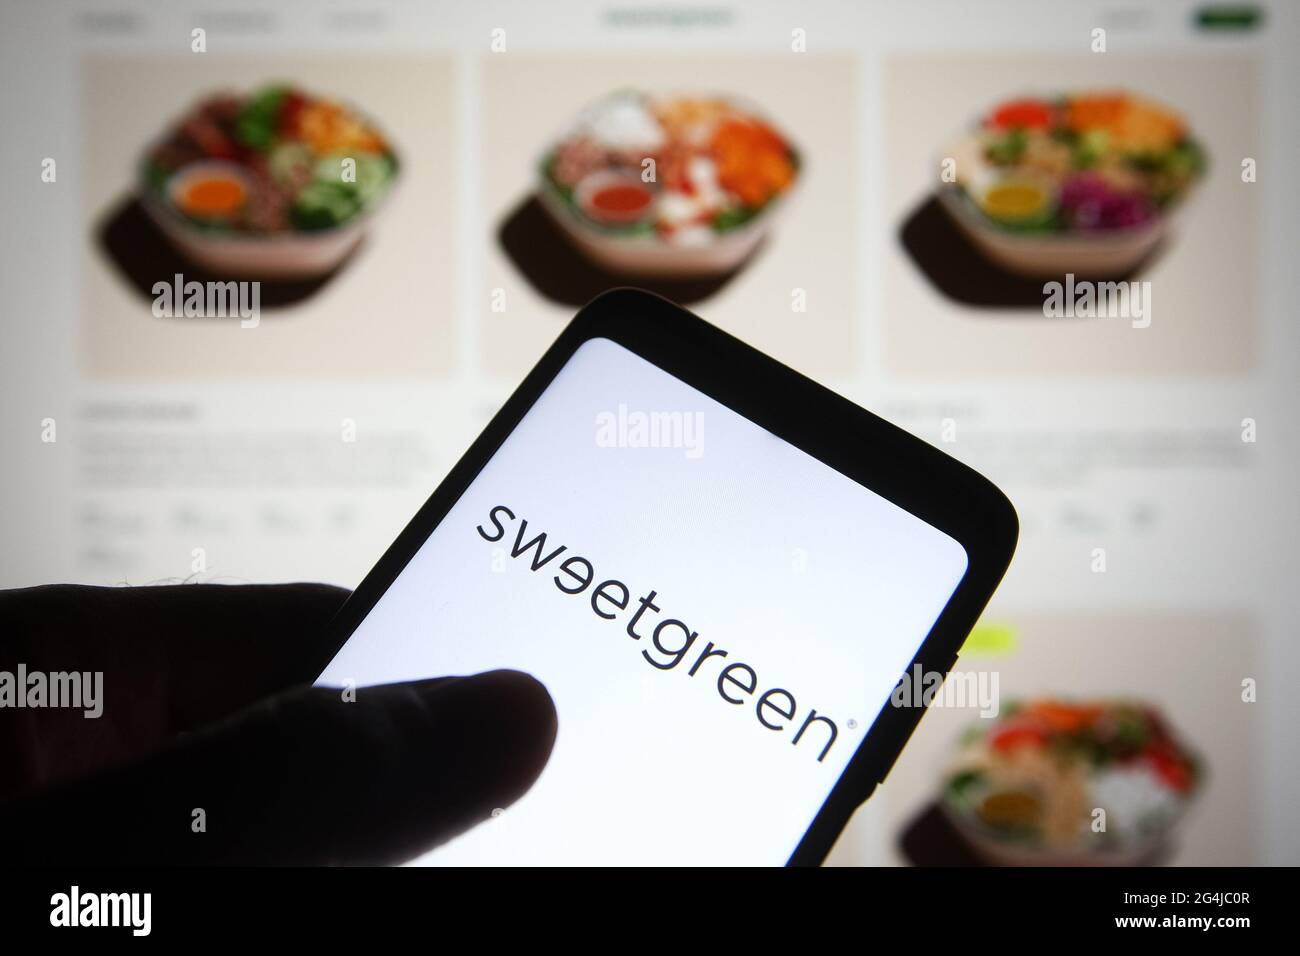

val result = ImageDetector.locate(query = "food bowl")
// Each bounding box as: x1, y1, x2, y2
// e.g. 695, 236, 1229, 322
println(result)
137, 84, 400, 281
935, 92, 1205, 278
939, 699, 1202, 866
536, 91, 800, 278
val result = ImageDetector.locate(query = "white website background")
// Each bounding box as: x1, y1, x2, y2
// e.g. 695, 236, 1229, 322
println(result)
1, 0, 1295, 864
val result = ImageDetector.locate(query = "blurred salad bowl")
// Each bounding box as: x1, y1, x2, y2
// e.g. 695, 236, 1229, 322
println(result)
940, 699, 1202, 866
138, 84, 400, 280
937, 92, 1205, 278
537, 91, 800, 278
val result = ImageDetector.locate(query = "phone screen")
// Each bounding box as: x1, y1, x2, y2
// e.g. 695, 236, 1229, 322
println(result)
317, 337, 969, 865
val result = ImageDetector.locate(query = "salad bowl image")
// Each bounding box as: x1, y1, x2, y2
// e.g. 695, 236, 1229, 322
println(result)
940, 699, 1202, 866
937, 92, 1205, 278
138, 84, 400, 280
536, 91, 800, 278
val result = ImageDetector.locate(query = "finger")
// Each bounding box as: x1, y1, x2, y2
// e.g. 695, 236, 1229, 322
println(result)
0, 670, 558, 865
0, 583, 349, 796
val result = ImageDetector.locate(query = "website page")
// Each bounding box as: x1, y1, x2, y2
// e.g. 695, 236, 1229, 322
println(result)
1, 0, 1296, 871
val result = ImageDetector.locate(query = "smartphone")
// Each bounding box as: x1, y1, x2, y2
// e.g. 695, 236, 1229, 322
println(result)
315, 289, 1017, 865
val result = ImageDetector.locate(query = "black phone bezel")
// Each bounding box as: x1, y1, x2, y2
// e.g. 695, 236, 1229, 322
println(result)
316, 288, 1018, 867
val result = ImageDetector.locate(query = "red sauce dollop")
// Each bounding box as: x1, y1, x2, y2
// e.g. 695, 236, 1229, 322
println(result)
589, 183, 652, 220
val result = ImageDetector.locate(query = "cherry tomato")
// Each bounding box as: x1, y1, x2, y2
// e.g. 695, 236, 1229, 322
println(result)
1146, 747, 1194, 793
988, 99, 1054, 130
990, 722, 1049, 753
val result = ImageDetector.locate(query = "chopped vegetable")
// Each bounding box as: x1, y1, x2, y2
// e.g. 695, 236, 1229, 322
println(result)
951, 90, 1203, 235
236, 86, 288, 152
145, 84, 397, 235
544, 92, 798, 242
943, 698, 1200, 854
988, 98, 1054, 130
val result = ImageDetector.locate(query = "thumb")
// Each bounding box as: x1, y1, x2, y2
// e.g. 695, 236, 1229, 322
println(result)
0, 670, 557, 865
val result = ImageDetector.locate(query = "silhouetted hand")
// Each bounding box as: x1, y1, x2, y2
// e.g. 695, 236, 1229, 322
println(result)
0, 583, 557, 865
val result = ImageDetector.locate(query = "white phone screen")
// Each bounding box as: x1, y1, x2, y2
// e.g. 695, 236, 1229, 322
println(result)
317, 337, 968, 864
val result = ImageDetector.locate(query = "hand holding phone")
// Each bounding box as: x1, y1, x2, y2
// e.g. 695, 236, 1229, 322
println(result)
317, 289, 1017, 865
0, 584, 556, 865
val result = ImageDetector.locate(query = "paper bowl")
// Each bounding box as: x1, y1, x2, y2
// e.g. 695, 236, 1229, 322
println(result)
535, 93, 799, 279
932, 92, 1204, 279
136, 90, 400, 281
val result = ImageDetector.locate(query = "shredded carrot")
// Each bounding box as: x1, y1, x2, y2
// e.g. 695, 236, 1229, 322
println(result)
710, 119, 794, 207
1066, 93, 1185, 151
